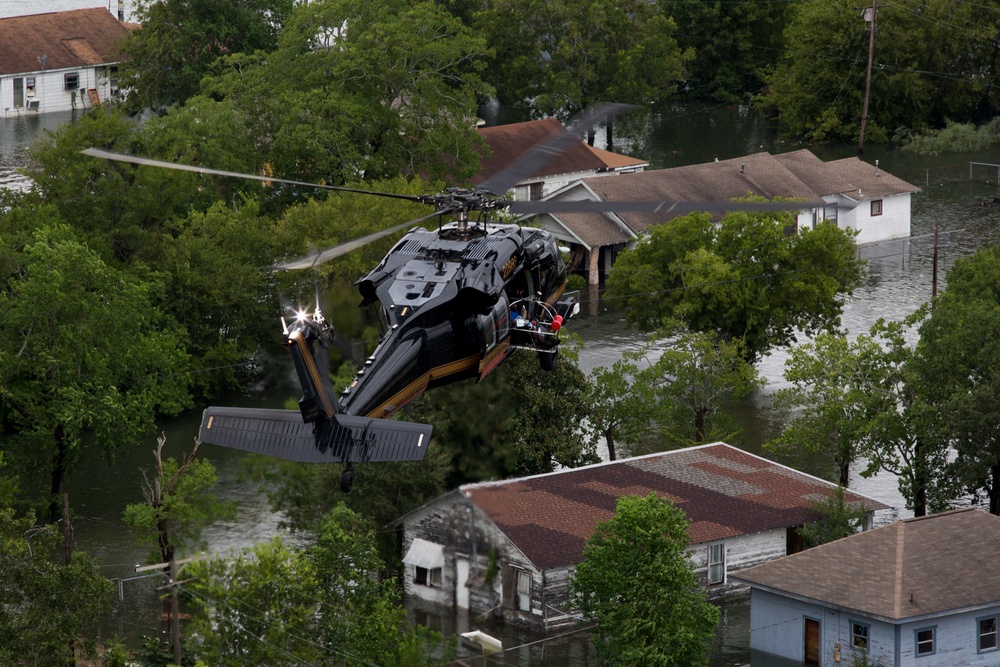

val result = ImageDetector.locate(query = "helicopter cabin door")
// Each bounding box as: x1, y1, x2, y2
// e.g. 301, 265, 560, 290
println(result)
505, 265, 536, 319
477, 295, 510, 379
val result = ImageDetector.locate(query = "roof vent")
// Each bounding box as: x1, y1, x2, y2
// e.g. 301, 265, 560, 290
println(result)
740, 163, 746, 174
875, 159, 880, 177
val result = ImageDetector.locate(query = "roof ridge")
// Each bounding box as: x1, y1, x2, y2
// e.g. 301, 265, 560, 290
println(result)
893, 519, 905, 617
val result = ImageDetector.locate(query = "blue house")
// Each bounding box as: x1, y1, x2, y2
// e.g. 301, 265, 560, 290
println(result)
732, 508, 1000, 666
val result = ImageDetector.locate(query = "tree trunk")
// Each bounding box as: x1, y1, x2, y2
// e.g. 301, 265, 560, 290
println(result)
606, 117, 614, 151
587, 128, 596, 146
838, 459, 850, 489
606, 429, 617, 462
912, 438, 927, 517
49, 425, 68, 521
694, 407, 707, 443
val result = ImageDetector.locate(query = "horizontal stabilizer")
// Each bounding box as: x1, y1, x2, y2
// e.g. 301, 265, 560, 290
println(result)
199, 407, 432, 463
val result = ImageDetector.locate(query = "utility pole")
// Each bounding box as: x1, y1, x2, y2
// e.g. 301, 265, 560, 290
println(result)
858, 0, 877, 154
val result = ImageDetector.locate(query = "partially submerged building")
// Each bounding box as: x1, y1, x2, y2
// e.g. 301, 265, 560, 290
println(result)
392, 442, 890, 632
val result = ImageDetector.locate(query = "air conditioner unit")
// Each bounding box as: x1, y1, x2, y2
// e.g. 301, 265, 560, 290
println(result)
25, 100, 40, 110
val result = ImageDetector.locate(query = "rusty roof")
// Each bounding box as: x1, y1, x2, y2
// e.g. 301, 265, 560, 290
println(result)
579, 152, 826, 234
0, 8, 129, 76
471, 118, 646, 186
733, 508, 1000, 622
461, 443, 888, 570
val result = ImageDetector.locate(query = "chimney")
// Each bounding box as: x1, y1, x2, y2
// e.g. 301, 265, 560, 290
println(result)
875, 159, 880, 177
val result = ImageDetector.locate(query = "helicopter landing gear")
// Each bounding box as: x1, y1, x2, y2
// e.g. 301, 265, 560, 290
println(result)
340, 463, 355, 493
539, 348, 558, 371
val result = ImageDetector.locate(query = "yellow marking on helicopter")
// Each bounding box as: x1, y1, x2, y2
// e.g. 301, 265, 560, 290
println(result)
365, 354, 480, 418
478, 339, 510, 378
289, 330, 337, 419
500, 255, 519, 279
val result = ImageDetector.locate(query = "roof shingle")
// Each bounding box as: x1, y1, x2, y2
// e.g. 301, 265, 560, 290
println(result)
462, 443, 887, 570
0, 8, 129, 76
733, 508, 1000, 621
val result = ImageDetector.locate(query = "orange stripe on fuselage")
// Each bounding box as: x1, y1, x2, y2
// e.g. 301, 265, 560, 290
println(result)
289, 330, 336, 419
365, 353, 480, 418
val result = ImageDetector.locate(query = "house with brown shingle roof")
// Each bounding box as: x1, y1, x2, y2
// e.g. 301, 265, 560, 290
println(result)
732, 508, 1000, 667
472, 118, 648, 202
536, 150, 918, 284
391, 442, 890, 632
0, 8, 131, 117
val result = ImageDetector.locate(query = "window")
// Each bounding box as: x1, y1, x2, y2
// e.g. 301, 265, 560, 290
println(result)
851, 621, 869, 651
871, 199, 883, 216
979, 616, 998, 652
64, 73, 80, 90
708, 543, 725, 585
915, 627, 935, 656
516, 569, 531, 611
414, 566, 442, 588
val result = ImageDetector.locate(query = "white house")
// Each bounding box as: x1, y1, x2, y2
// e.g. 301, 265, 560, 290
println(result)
533, 150, 919, 284
733, 508, 1000, 667
0, 8, 133, 118
390, 442, 890, 633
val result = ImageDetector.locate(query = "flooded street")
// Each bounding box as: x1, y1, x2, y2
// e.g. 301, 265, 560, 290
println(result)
4, 101, 1000, 664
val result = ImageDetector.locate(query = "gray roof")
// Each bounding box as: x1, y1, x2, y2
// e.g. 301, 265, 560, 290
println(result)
579, 152, 826, 234
824, 156, 922, 200
546, 211, 633, 248
733, 508, 1000, 622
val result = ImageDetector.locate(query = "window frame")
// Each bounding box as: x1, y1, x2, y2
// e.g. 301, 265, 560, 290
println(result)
914, 625, 936, 657
515, 569, 531, 612
64, 72, 80, 91
708, 542, 725, 585
850, 620, 870, 651
978, 614, 999, 653
871, 199, 883, 216
414, 565, 442, 588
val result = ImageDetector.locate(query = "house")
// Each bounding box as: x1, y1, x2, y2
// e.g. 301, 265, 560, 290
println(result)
534, 150, 918, 284
0, 8, 133, 117
732, 508, 1000, 667
391, 442, 890, 632
472, 118, 648, 202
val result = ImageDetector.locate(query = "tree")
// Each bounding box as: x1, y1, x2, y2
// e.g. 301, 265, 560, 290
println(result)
659, 0, 792, 103
640, 328, 761, 449
571, 493, 719, 667
118, 0, 296, 112
475, 0, 688, 130
0, 454, 114, 667
124, 435, 237, 566
760, 0, 1000, 142
916, 243, 1000, 514
607, 212, 863, 363
507, 341, 600, 476
0, 227, 189, 516
798, 485, 871, 548
586, 359, 656, 461
202, 0, 491, 188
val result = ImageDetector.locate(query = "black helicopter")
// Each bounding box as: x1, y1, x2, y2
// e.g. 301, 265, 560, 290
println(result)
83, 105, 800, 491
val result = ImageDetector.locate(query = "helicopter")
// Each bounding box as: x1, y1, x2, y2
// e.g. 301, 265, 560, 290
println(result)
82, 104, 801, 492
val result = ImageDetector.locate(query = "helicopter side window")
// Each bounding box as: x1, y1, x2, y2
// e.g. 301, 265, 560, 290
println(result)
505, 266, 535, 316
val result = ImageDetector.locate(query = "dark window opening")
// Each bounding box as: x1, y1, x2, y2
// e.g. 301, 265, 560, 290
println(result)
871, 199, 883, 216
64, 73, 80, 90
851, 622, 869, 650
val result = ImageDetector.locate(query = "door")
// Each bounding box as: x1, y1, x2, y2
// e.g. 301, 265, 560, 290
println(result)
804, 618, 820, 666
455, 559, 470, 609
13, 78, 23, 108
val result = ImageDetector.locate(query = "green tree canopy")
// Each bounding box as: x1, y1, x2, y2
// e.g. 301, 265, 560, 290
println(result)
0, 454, 114, 667
119, 0, 296, 112
586, 358, 656, 461
474, 0, 688, 123
761, 0, 1000, 142
571, 493, 719, 667
0, 227, 189, 515
916, 243, 1000, 514
607, 213, 863, 362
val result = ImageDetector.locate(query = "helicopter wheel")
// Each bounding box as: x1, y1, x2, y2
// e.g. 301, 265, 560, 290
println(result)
539, 348, 558, 371
340, 464, 355, 493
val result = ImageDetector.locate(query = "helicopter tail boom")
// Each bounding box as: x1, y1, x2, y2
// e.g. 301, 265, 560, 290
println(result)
198, 407, 432, 463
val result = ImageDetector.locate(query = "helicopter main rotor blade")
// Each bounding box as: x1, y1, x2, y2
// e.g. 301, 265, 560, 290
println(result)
507, 199, 805, 215
80, 148, 426, 203
478, 103, 638, 197
273, 205, 457, 270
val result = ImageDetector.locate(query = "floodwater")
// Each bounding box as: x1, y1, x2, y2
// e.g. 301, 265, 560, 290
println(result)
4, 101, 1000, 664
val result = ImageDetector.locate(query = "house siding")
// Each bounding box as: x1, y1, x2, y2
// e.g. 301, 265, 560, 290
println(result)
2, 65, 118, 117
836, 193, 911, 245
749, 588, 1000, 667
